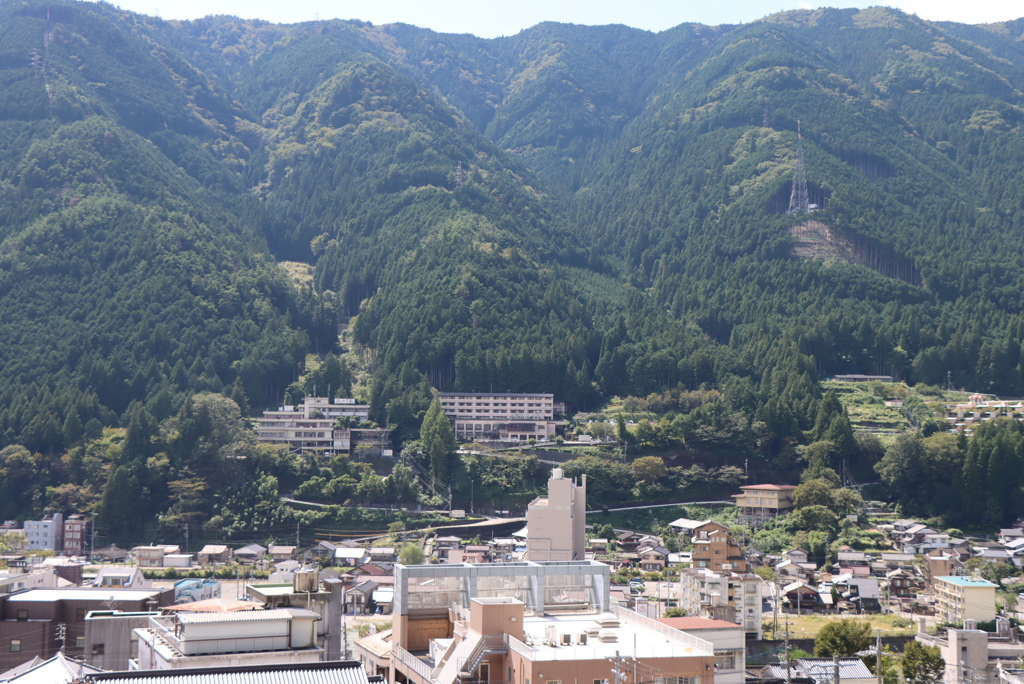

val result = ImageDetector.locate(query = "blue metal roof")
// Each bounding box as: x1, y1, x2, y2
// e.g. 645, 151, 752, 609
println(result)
936, 576, 997, 588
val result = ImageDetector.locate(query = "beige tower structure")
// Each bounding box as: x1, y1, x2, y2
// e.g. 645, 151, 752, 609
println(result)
526, 468, 587, 561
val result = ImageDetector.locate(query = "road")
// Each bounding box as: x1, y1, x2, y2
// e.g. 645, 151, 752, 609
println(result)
586, 500, 734, 514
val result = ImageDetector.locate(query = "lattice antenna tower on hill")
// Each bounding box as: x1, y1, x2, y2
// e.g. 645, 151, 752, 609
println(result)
456, 161, 464, 190
788, 118, 809, 215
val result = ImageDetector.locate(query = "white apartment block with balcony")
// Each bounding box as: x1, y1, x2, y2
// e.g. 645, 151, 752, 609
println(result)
256, 397, 370, 453
439, 392, 564, 441
679, 568, 763, 639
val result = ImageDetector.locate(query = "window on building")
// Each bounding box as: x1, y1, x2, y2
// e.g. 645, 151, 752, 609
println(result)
92, 644, 105, 656
16, 610, 27, 620
76, 637, 85, 649
77, 608, 88, 620
10, 640, 21, 652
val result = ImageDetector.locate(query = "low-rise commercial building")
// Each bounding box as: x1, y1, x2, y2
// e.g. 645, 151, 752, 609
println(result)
134, 609, 323, 670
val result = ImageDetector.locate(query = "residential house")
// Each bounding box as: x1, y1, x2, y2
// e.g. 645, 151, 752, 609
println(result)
347, 581, 379, 615
639, 545, 669, 573
898, 525, 950, 554
887, 568, 918, 599
668, 518, 729, 541
303, 541, 337, 563
197, 545, 232, 565
880, 552, 916, 570
134, 546, 168, 569
587, 538, 609, 553
836, 551, 871, 576
733, 484, 796, 526
999, 528, 1024, 545
95, 568, 150, 590
760, 658, 875, 684
92, 546, 128, 563
616, 531, 645, 552
783, 580, 826, 613
776, 559, 815, 583
832, 574, 881, 613
234, 544, 267, 563
351, 562, 393, 579
270, 546, 298, 561
692, 530, 748, 572
334, 547, 369, 567
785, 549, 810, 564
368, 548, 396, 563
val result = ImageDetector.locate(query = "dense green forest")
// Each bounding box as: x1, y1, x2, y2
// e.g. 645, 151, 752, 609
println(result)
6, 0, 1024, 541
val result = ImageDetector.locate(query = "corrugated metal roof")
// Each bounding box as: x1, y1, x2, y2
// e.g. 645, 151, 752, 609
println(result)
176, 608, 299, 623
84, 660, 370, 684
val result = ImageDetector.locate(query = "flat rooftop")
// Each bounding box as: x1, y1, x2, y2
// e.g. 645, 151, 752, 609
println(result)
935, 576, 998, 588
7, 589, 161, 602
514, 609, 713, 661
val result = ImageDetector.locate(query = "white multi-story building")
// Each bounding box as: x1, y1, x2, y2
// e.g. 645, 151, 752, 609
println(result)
439, 392, 564, 441
24, 513, 63, 552
255, 397, 383, 454
678, 567, 763, 639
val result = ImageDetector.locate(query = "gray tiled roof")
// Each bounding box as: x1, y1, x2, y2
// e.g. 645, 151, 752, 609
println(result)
83, 661, 370, 684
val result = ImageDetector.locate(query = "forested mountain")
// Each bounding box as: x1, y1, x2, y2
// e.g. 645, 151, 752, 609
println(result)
6, 0, 1024, 535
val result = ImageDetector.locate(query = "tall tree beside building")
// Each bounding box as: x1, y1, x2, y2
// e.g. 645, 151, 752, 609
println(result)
902, 641, 944, 684
421, 397, 456, 483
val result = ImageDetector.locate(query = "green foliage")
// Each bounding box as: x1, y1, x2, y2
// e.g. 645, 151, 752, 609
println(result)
398, 542, 426, 565
813, 618, 872, 656
903, 640, 945, 684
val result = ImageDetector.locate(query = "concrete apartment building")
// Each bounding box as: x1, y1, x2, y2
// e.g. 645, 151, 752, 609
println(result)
22, 514, 62, 552
679, 566, 763, 639
525, 468, 586, 561
63, 514, 89, 556
733, 484, 796, 526
134, 609, 323, 670
381, 560, 718, 684
439, 392, 564, 441
934, 576, 997, 624
915, 618, 1024, 684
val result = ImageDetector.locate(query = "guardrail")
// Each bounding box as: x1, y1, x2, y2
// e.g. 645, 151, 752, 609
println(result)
393, 645, 434, 681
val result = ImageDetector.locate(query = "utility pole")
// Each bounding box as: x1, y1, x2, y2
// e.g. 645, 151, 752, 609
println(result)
296, 521, 301, 549
183, 523, 189, 554
90, 512, 97, 561
833, 656, 840, 684
56, 622, 66, 654
876, 629, 883, 684
785, 613, 792, 684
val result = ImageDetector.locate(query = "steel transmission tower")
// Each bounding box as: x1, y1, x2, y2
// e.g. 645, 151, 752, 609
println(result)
787, 118, 809, 215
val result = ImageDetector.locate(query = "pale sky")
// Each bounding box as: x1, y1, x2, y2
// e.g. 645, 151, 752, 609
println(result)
111, 0, 1024, 37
